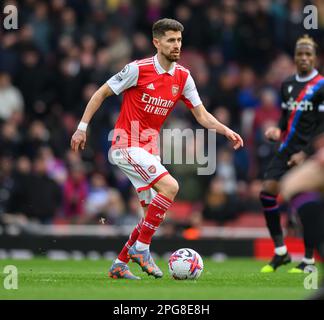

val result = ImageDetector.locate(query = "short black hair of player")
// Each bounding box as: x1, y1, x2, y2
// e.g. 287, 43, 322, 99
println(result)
152, 18, 184, 38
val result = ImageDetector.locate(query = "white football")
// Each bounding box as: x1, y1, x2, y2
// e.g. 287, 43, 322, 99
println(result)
168, 248, 204, 280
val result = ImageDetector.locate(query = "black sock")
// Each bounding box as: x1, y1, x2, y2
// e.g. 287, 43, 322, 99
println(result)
291, 192, 324, 260
300, 205, 315, 260
260, 191, 284, 248
304, 247, 314, 260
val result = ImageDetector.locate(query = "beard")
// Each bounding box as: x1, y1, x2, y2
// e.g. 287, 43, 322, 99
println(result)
298, 64, 313, 76
162, 51, 180, 62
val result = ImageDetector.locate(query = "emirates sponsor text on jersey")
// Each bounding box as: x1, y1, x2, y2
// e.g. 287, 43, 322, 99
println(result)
141, 93, 174, 115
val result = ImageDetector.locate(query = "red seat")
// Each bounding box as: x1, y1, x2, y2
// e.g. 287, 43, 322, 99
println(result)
167, 201, 194, 221
52, 217, 70, 225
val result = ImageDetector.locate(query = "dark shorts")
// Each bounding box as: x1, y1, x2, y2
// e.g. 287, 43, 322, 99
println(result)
263, 153, 290, 181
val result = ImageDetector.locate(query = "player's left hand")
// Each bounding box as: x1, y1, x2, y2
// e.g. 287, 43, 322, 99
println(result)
287, 151, 307, 167
224, 128, 244, 150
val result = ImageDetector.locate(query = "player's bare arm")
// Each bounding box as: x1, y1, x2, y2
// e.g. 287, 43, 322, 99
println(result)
191, 104, 244, 150
71, 83, 114, 152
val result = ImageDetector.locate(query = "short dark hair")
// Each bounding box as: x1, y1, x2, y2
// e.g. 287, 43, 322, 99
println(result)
152, 18, 184, 38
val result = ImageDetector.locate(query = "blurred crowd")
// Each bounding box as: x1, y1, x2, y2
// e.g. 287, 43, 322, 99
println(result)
1, 0, 324, 230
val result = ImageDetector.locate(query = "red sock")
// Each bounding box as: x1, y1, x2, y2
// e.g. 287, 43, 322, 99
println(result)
137, 194, 173, 245
117, 218, 144, 263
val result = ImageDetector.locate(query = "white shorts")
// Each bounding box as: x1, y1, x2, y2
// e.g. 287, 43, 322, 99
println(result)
111, 147, 169, 206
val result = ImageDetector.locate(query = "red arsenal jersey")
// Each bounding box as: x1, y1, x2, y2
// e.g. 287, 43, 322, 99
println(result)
107, 55, 202, 154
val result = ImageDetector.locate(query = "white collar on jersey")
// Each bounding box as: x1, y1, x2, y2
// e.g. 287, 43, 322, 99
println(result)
153, 54, 176, 76
295, 69, 318, 82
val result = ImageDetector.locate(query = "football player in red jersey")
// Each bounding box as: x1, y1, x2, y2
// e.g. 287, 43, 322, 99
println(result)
71, 18, 243, 279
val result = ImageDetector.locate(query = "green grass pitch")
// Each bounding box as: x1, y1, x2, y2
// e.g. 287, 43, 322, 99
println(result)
0, 258, 319, 300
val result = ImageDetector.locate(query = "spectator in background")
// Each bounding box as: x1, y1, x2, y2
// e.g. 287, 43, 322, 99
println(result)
0, 120, 22, 157
210, 70, 240, 126
0, 33, 20, 76
6, 156, 32, 217
23, 120, 50, 158
0, 72, 24, 122
55, 48, 84, 114
17, 24, 37, 52
0, 155, 15, 214
202, 177, 239, 224
15, 47, 52, 117
29, 1, 52, 55
91, 48, 113, 84
252, 88, 281, 136
63, 162, 88, 222
237, 179, 263, 213
58, 7, 79, 40
251, 88, 281, 178
10, 156, 61, 224
238, 67, 259, 138
216, 148, 237, 194
0, 156, 31, 227
38, 146, 67, 186
207, 47, 225, 86
83, 172, 124, 225
182, 208, 204, 240
79, 35, 97, 84
46, 111, 77, 158
238, 0, 274, 70
212, 106, 233, 149
219, 8, 240, 62
175, 1, 208, 49
238, 67, 259, 109
131, 32, 153, 60
103, 25, 132, 73
64, 148, 83, 168
205, 5, 222, 49
115, 192, 143, 227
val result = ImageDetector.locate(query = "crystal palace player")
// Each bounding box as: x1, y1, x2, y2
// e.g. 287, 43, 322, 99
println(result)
260, 35, 324, 273
70, 18, 243, 279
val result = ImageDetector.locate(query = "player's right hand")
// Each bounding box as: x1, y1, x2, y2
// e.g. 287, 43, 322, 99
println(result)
265, 127, 281, 142
224, 128, 244, 150
71, 130, 86, 152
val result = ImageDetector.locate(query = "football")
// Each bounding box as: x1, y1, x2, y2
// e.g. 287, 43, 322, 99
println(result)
168, 248, 204, 280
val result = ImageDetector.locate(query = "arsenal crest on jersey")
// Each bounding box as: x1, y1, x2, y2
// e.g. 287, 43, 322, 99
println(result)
172, 85, 179, 97
148, 165, 156, 174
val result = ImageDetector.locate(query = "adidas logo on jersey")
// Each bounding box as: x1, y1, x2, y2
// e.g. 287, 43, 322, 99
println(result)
146, 83, 155, 90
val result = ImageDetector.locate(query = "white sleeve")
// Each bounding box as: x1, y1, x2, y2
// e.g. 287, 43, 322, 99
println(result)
182, 73, 202, 108
106, 62, 139, 95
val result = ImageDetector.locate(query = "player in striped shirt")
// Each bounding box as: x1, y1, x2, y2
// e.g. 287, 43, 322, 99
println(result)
260, 35, 324, 273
